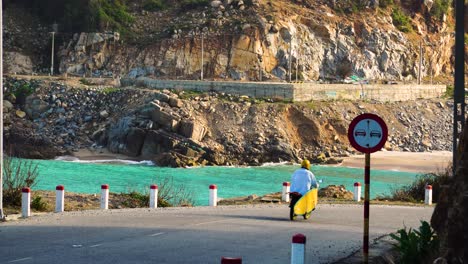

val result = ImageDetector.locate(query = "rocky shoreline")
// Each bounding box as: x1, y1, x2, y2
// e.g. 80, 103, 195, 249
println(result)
4, 76, 453, 167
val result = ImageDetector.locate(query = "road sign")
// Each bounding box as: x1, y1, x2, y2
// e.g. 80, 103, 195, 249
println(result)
347, 113, 388, 154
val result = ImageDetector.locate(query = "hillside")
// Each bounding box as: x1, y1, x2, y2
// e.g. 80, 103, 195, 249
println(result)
3, 0, 461, 83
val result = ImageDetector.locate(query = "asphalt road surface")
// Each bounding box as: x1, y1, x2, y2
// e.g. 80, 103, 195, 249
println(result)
0, 204, 434, 264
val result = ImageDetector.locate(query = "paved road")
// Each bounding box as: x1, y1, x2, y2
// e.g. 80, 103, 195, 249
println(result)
0, 204, 433, 264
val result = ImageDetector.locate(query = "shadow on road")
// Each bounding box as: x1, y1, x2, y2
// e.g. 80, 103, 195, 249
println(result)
222, 214, 293, 222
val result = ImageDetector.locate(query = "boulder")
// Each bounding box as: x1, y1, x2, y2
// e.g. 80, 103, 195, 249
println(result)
168, 97, 183, 108
141, 130, 179, 158
3, 100, 14, 113
179, 120, 207, 142
318, 185, 353, 199
4, 52, 33, 74
123, 128, 146, 156
24, 95, 50, 119
151, 108, 180, 132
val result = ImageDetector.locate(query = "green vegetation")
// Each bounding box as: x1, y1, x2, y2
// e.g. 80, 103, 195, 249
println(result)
3, 156, 39, 207
391, 7, 413, 32
143, 0, 166, 11
390, 221, 439, 264
89, 0, 134, 33
100, 87, 120, 95
7, 81, 36, 104
379, 167, 451, 202
379, 0, 393, 8
430, 0, 451, 21
31, 196, 50, 211
444, 85, 454, 98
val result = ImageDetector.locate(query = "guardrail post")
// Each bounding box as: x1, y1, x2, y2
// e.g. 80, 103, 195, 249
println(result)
291, 233, 306, 264
209, 184, 217, 206
353, 182, 361, 202
425, 185, 432, 205
150, 184, 158, 208
221, 257, 242, 263
282, 182, 290, 202
101, 184, 109, 209
55, 185, 65, 213
22, 187, 31, 218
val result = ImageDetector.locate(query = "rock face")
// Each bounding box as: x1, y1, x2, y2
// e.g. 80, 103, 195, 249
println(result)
3, 77, 455, 167
431, 119, 468, 263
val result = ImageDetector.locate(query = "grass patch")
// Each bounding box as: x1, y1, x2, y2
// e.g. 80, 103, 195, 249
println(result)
143, 0, 166, 11
392, 7, 412, 33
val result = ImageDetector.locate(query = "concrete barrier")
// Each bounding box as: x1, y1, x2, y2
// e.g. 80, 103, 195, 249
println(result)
353, 182, 361, 202
55, 185, 65, 213
209, 184, 217, 207
101, 184, 109, 209
150, 184, 158, 208
22, 187, 31, 218
291, 233, 306, 264
282, 182, 290, 202
425, 185, 433, 205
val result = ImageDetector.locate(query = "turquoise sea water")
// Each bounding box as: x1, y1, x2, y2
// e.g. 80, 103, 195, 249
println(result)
22, 158, 421, 206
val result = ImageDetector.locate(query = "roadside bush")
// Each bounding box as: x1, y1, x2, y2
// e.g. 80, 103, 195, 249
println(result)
390, 221, 439, 264
143, 0, 166, 11
157, 177, 195, 207
389, 166, 451, 202
430, 0, 451, 20
3, 156, 39, 207
391, 8, 412, 32
31, 196, 50, 211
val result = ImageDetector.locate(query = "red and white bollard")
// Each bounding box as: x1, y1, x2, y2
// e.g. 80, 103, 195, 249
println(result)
22, 187, 31, 218
209, 184, 217, 207
353, 182, 361, 202
282, 182, 290, 202
291, 233, 306, 264
55, 185, 65, 213
221, 257, 242, 264
425, 185, 433, 205
150, 184, 158, 208
101, 184, 109, 210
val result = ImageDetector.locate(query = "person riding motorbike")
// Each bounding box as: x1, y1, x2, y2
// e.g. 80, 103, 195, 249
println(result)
289, 159, 318, 210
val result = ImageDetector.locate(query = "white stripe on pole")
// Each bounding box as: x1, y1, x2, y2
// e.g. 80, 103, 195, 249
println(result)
55, 185, 65, 213
209, 184, 217, 206
22, 187, 31, 218
221, 257, 242, 263
150, 184, 158, 208
291, 233, 306, 264
425, 185, 433, 205
353, 182, 361, 202
101, 184, 109, 209
282, 182, 290, 202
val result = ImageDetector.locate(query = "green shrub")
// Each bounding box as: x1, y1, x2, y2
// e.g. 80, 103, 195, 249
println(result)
379, 0, 393, 8
31, 196, 49, 211
430, 0, 451, 20
143, 0, 165, 11
390, 221, 439, 264
444, 85, 454, 98
391, 8, 412, 32
89, 0, 134, 33
388, 166, 451, 202
3, 156, 39, 207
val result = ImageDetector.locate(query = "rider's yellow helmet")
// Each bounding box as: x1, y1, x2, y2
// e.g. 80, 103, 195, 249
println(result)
301, 159, 311, 170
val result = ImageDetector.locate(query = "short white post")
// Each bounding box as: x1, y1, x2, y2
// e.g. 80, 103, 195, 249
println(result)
282, 182, 290, 202
55, 185, 65, 213
353, 182, 361, 202
291, 233, 306, 264
425, 185, 433, 205
150, 184, 158, 208
22, 187, 31, 218
209, 184, 217, 207
101, 184, 109, 210
221, 257, 242, 264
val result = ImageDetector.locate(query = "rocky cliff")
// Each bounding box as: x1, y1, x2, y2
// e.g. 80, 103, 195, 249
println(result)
4, 0, 458, 83
3, 76, 453, 167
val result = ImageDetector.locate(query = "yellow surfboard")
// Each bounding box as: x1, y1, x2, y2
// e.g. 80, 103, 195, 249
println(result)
293, 188, 318, 219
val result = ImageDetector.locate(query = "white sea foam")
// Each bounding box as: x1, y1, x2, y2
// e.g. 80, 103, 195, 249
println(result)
55, 156, 155, 166
260, 161, 294, 167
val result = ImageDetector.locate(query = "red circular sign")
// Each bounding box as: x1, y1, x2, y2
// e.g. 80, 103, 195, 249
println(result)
347, 113, 388, 154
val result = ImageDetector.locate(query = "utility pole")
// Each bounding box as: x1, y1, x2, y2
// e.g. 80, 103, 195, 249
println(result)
201, 32, 204, 81
50, 23, 58, 76
418, 40, 422, 85
453, 0, 465, 174
0, 0, 4, 220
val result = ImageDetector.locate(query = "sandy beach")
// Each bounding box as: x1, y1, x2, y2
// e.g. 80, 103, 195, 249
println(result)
335, 150, 452, 173
70, 148, 453, 174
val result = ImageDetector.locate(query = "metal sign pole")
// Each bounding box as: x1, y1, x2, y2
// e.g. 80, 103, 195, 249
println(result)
363, 153, 370, 263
